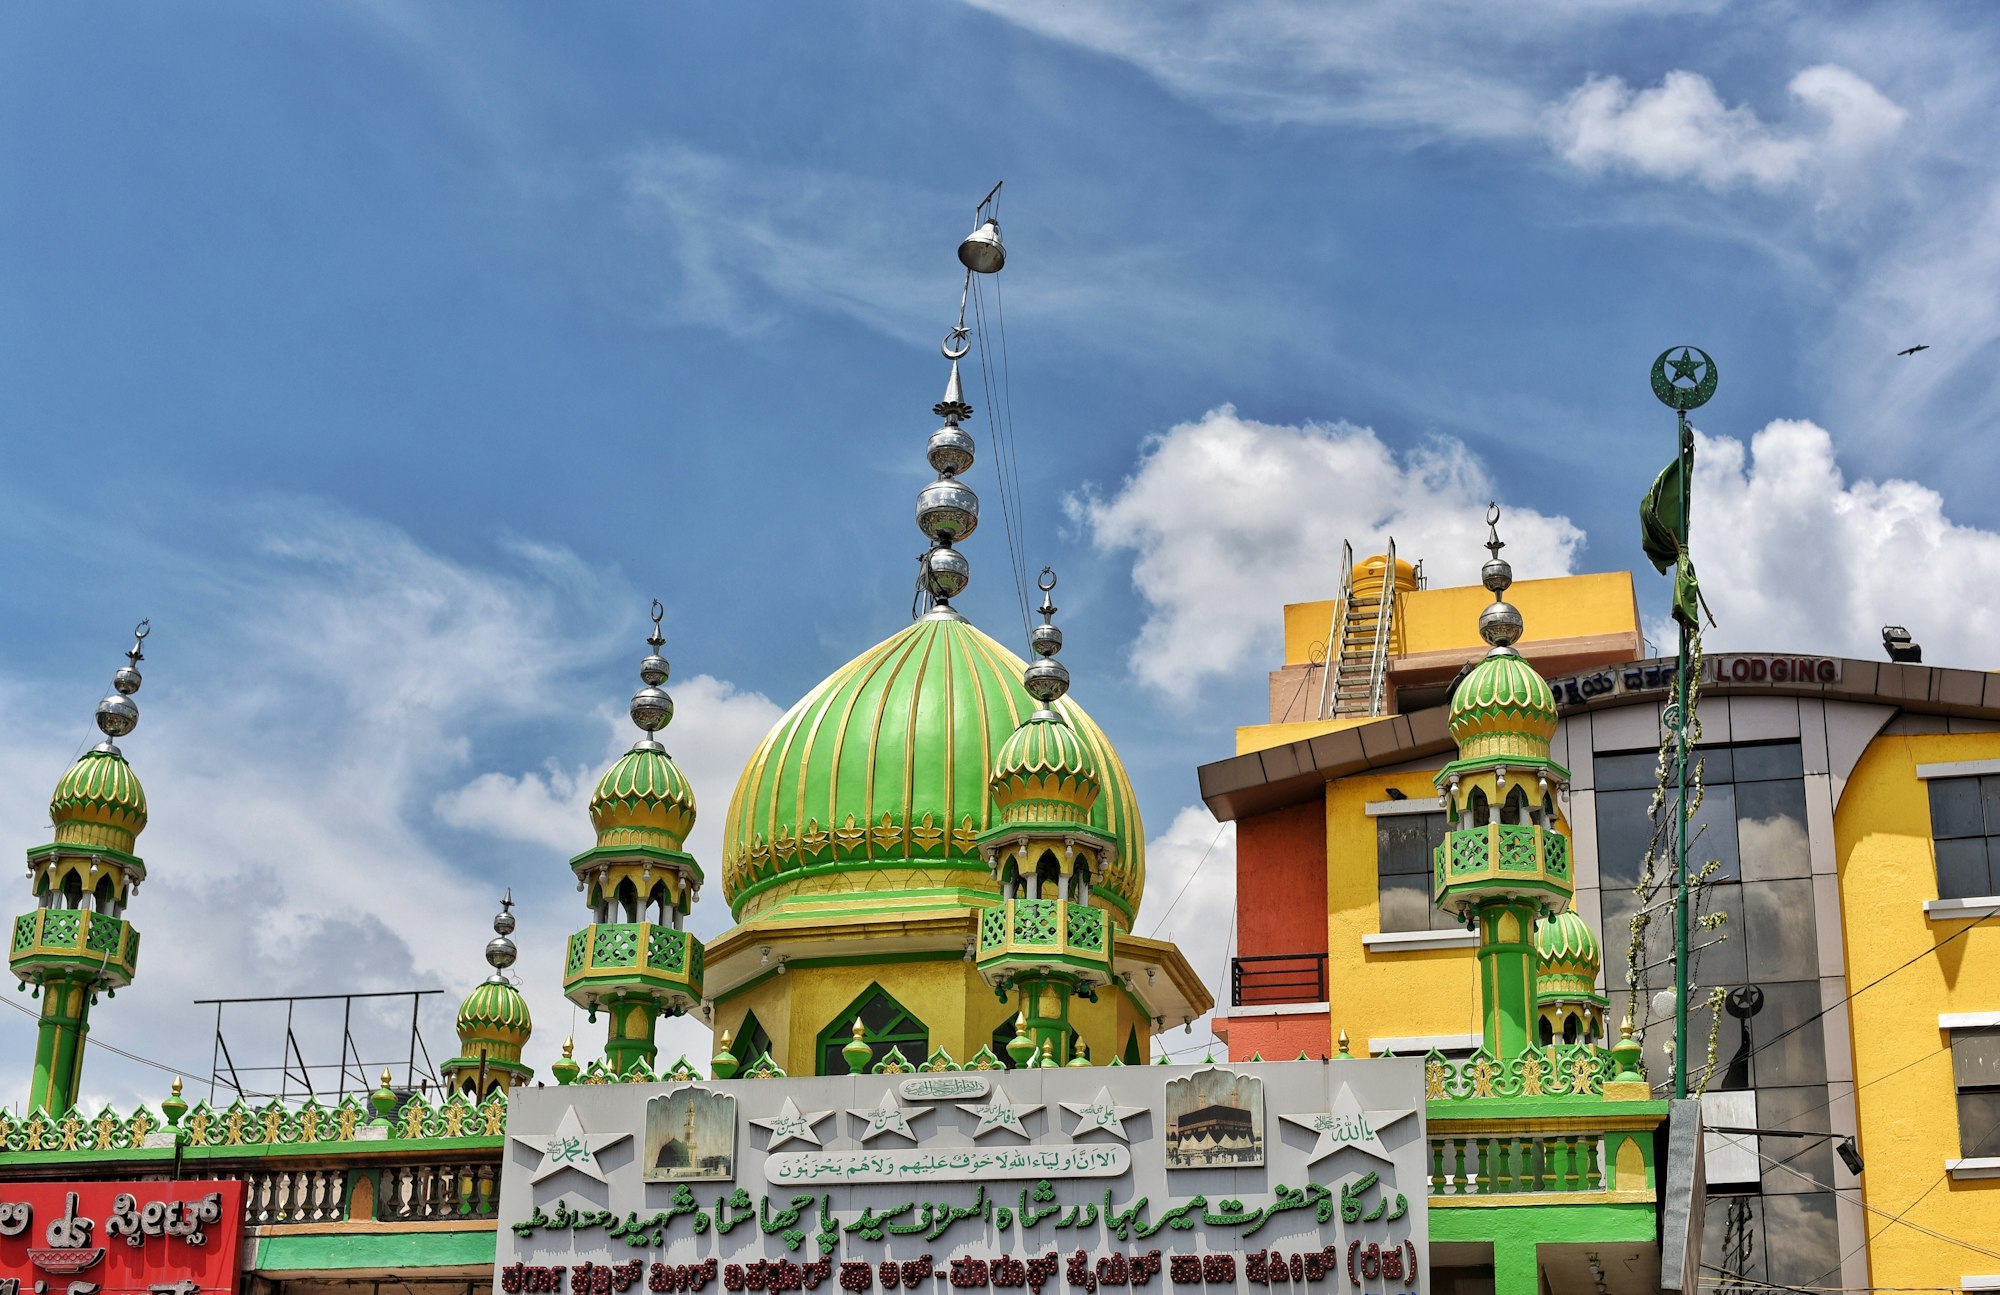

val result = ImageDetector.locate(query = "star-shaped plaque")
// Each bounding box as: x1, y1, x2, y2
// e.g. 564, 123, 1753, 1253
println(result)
751, 1096, 834, 1150
848, 1090, 928, 1143
511, 1105, 632, 1184
1278, 1084, 1414, 1166
960, 1085, 1042, 1139
1060, 1086, 1146, 1141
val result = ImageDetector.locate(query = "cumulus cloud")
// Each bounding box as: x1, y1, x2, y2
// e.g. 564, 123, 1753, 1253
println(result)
0, 504, 770, 1112
1137, 804, 1237, 1063
1547, 65, 1904, 190
1687, 419, 2000, 669
1069, 406, 1584, 698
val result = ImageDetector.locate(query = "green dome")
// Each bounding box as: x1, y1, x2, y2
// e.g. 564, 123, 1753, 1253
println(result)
49, 749, 148, 854
722, 615, 1143, 924
456, 978, 533, 1045
991, 716, 1100, 826
590, 746, 696, 852
1534, 908, 1600, 970
1448, 651, 1558, 761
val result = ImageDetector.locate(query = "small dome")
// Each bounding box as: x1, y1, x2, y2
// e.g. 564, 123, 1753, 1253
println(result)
590, 747, 696, 852
1448, 652, 1558, 761
991, 716, 1100, 826
456, 978, 533, 1046
1534, 908, 1602, 1004
1535, 908, 1600, 971
49, 749, 148, 854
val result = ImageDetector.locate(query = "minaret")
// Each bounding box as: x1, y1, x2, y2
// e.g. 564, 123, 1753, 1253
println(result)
562, 602, 704, 1073
441, 892, 535, 1097
10, 623, 152, 1115
975, 571, 1117, 1064
1432, 508, 1573, 1062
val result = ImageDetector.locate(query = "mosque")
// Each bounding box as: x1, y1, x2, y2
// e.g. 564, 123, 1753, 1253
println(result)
1, 213, 1699, 1295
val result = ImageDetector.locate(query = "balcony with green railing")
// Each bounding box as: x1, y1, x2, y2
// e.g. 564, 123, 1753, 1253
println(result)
974, 898, 1113, 983
1432, 821, 1572, 913
562, 922, 703, 1008
10, 907, 140, 987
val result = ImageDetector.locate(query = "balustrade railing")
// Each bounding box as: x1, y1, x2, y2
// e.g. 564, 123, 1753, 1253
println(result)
1428, 1133, 1606, 1196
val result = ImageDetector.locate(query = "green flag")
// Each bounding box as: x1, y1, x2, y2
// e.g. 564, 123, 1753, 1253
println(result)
1640, 458, 1683, 575
1641, 457, 1703, 627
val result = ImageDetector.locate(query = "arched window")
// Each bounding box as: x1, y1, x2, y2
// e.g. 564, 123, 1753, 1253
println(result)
93, 876, 116, 916
1538, 1016, 1554, 1046
60, 871, 84, 911
735, 1011, 774, 1066
817, 985, 929, 1076
1505, 785, 1531, 826
1034, 851, 1061, 900
1466, 787, 1489, 829
1562, 1013, 1581, 1045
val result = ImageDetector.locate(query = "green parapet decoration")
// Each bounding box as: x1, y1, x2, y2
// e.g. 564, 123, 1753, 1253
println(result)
1106, 1056, 1124, 1067
871, 1047, 917, 1075
711, 1031, 740, 1080
161, 1077, 187, 1129
741, 1051, 786, 1079
919, 1046, 961, 1072
1246, 1051, 1264, 1063
368, 1071, 398, 1128
552, 1036, 580, 1086
963, 1045, 1005, 1071
1065, 1042, 1093, 1068
1005, 1013, 1035, 1068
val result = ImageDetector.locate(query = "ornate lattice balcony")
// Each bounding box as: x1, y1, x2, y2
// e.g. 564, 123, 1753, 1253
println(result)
10, 908, 140, 987
1432, 822, 1572, 918
974, 898, 1112, 985
562, 922, 703, 1009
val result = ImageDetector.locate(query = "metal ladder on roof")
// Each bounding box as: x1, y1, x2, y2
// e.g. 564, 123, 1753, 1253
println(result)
1316, 538, 1398, 720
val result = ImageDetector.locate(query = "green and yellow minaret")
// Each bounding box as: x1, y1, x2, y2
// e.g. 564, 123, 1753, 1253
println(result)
9, 623, 152, 1116
561, 602, 704, 1073
1432, 510, 1574, 1062
975, 571, 1118, 1065
442, 892, 535, 1097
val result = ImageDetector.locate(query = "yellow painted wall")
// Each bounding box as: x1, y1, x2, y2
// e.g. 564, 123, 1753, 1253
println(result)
715, 955, 1152, 1074
1323, 771, 1483, 1054
1281, 572, 1641, 667
1835, 732, 2000, 1292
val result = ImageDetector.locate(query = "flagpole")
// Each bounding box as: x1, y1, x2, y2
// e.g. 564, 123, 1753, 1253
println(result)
1672, 403, 1693, 1101
1645, 346, 1716, 1102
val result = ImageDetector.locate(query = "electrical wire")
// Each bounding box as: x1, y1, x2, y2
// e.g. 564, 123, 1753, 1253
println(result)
1145, 821, 1229, 939
967, 276, 1033, 638
988, 272, 1035, 634
0, 990, 217, 1092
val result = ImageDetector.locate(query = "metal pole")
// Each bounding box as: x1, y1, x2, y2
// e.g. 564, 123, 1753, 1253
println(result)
1673, 406, 1694, 1100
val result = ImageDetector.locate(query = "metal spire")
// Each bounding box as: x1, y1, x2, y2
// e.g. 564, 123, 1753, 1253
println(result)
92, 620, 150, 755
485, 891, 518, 984
629, 600, 674, 753
1476, 505, 1523, 655
915, 314, 980, 619
1022, 568, 1069, 721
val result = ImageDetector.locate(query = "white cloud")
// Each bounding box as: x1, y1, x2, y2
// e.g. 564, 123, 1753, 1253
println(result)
1069, 406, 1584, 698
1546, 65, 1904, 190
0, 503, 772, 1112
1137, 804, 1237, 1064
436, 673, 783, 912
1684, 419, 2000, 669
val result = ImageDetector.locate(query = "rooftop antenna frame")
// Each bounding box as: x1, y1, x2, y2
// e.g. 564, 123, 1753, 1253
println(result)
192, 988, 445, 1105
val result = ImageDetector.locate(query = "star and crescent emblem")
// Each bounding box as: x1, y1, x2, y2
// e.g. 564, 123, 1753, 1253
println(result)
750, 1096, 833, 1150
1650, 344, 1718, 411
511, 1105, 632, 1184
1278, 1084, 1415, 1166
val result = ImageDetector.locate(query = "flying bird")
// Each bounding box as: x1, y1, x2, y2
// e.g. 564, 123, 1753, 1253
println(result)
1897, 344, 1930, 356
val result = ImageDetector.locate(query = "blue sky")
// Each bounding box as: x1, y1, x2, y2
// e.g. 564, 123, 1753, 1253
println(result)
4, 1, 1998, 1108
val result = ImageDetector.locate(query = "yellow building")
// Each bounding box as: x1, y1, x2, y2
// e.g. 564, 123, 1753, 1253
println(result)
1203, 549, 2000, 1294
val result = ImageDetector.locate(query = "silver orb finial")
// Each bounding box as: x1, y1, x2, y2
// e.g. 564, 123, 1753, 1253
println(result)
484, 889, 519, 979
629, 601, 674, 747
92, 619, 151, 752
1022, 568, 1070, 718
1477, 504, 1523, 651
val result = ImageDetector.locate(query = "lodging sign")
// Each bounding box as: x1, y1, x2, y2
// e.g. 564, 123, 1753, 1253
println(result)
497, 1062, 1427, 1295
0, 1180, 244, 1295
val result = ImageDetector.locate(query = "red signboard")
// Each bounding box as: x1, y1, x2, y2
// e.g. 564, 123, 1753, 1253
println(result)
0, 1181, 243, 1295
